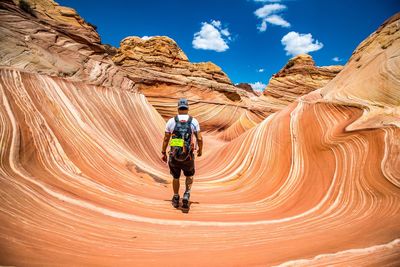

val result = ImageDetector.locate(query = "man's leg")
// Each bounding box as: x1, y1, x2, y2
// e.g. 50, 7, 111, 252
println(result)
182, 176, 193, 208
169, 159, 181, 208
173, 178, 180, 195
185, 176, 193, 192
182, 158, 195, 208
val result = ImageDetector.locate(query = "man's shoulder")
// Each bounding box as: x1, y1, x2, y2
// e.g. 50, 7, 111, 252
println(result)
190, 116, 199, 123
191, 117, 200, 130
166, 117, 175, 125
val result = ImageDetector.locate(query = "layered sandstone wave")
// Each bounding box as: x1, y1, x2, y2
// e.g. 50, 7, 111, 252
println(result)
321, 13, 400, 131
263, 54, 343, 103
1, 68, 399, 266
0, 1, 399, 266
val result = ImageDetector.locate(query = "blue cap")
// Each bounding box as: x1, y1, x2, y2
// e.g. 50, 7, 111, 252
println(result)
178, 98, 189, 109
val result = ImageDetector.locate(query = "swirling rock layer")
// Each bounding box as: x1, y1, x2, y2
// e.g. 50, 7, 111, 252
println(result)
321, 13, 400, 130
0, 68, 399, 266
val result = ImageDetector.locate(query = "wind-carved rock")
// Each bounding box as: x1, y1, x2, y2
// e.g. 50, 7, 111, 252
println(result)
264, 54, 343, 103
0, 0, 134, 89
113, 36, 241, 96
321, 13, 400, 130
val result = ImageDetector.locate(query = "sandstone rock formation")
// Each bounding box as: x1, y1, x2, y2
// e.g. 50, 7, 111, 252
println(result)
111, 36, 274, 133
0, 0, 399, 266
0, 0, 134, 89
264, 54, 343, 103
321, 13, 400, 131
0, 0, 274, 135
235, 83, 260, 96
113, 36, 233, 89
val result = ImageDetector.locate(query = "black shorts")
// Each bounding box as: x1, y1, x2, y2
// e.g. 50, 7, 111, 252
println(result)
168, 156, 195, 179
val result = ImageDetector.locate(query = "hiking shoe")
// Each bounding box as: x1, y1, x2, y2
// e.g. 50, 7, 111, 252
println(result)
182, 191, 190, 208
172, 194, 180, 208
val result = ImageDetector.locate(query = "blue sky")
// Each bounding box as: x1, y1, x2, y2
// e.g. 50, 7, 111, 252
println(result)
58, 0, 398, 90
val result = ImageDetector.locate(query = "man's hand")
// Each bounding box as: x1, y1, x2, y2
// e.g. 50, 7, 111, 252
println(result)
161, 152, 168, 163
197, 150, 202, 157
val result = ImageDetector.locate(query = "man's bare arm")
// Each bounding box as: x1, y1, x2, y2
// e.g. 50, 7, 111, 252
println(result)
194, 131, 203, 156
162, 132, 171, 153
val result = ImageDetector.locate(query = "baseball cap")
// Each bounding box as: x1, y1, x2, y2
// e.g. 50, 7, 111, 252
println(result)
177, 98, 189, 109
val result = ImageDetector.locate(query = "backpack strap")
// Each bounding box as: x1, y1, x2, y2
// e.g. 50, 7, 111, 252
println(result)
174, 115, 179, 123
187, 116, 193, 125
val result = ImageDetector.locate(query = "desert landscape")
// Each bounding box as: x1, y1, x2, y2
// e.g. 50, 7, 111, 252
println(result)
0, 0, 399, 266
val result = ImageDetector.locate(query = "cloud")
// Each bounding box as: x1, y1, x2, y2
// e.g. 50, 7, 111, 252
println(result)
192, 20, 230, 52
141, 36, 152, 40
265, 14, 290, 27
254, 4, 290, 32
332, 56, 342, 62
255, 3, 286, 18
281, 31, 323, 56
258, 20, 268, 32
249, 82, 267, 91
258, 68, 265, 73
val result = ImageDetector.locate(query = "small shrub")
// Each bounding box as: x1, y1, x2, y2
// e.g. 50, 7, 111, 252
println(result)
87, 21, 98, 31
19, 0, 36, 17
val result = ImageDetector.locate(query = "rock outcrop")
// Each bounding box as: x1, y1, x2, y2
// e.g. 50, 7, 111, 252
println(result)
321, 13, 400, 131
113, 36, 233, 88
0, 0, 134, 89
235, 83, 260, 96
263, 54, 343, 103
111, 36, 273, 132
0, 0, 274, 134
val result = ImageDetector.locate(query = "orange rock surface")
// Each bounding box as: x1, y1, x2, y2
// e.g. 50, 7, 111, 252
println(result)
0, 1, 399, 266
264, 54, 343, 103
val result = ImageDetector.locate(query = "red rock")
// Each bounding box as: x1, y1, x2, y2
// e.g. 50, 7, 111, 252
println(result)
264, 54, 343, 103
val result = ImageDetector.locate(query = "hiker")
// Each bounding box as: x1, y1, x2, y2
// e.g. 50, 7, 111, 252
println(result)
161, 98, 203, 209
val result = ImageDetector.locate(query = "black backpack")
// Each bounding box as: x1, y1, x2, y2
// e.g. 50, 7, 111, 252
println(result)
170, 115, 194, 161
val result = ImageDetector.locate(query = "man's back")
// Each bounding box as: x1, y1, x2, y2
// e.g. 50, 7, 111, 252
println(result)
165, 114, 200, 135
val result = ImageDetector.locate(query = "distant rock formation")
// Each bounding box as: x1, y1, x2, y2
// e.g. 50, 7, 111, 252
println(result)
111, 36, 273, 132
264, 54, 343, 103
235, 83, 260, 96
321, 13, 400, 130
0, 0, 134, 89
113, 36, 233, 89
0, 0, 274, 134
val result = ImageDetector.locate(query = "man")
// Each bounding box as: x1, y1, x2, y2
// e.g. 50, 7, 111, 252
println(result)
162, 98, 203, 209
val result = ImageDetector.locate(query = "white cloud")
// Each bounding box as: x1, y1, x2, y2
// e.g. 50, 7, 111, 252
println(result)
249, 82, 267, 91
192, 20, 230, 52
258, 68, 265, 73
255, 3, 286, 18
141, 36, 152, 40
281, 31, 323, 56
254, 4, 290, 32
220, 29, 230, 37
258, 20, 268, 32
265, 14, 290, 27
332, 56, 342, 62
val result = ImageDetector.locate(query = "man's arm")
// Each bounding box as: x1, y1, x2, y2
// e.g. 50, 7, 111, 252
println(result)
162, 132, 171, 153
194, 131, 203, 157
161, 132, 171, 162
